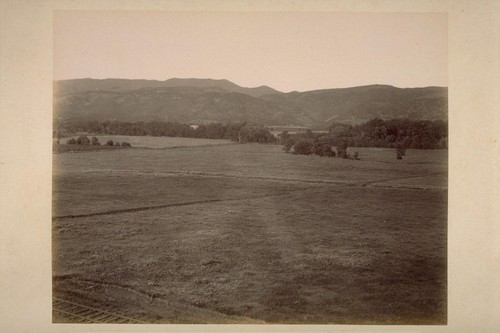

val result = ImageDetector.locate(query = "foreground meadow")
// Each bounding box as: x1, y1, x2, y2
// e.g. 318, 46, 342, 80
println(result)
52, 139, 447, 324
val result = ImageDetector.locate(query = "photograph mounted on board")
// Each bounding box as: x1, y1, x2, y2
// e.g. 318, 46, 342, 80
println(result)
52, 11, 448, 324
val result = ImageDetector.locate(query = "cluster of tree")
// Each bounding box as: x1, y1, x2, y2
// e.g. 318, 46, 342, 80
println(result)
66, 135, 99, 145
66, 135, 131, 147
282, 133, 359, 159
236, 124, 277, 144
327, 118, 448, 149
57, 121, 276, 144
279, 118, 446, 159
280, 118, 447, 153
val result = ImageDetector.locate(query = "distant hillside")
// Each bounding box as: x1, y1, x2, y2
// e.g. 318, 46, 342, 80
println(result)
261, 85, 447, 125
54, 79, 447, 126
54, 86, 312, 125
54, 78, 281, 98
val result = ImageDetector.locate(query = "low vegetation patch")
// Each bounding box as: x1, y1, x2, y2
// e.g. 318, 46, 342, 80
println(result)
56, 121, 277, 144
53, 135, 132, 153
280, 118, 446, 160
284, 135, 358, 160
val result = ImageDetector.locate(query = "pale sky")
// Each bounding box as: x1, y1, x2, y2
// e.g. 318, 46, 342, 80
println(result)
53, 11, 447, 92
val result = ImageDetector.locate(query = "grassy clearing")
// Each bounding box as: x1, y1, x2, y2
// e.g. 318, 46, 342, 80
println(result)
54, 135, 234, 154
92, 135, 233, 149
54, 145, 447, 187
53, 144, 447, 324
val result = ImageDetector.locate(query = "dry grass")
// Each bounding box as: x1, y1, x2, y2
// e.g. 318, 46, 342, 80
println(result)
93, 135, 233, 149
53, 143, 447, 324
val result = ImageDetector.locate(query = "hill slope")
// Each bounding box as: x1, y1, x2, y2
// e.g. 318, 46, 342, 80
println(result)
54, 79, 447, 126
54, 86, 312, 125
54, 78, 281, 98
262, 85, 447, 125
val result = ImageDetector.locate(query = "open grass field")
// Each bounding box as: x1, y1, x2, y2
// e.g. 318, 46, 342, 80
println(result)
93, 135, 234, 149
52, 137, 447, 324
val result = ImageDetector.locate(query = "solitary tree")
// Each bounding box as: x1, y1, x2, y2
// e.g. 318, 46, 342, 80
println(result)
336, 139, 349, 159
283, 138, 295, 153
396, 145, 406, 159
279, 131, 290, 144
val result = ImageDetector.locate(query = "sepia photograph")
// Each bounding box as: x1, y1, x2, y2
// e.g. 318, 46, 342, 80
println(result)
3, 0, 500, 332
50, 10, 449, 324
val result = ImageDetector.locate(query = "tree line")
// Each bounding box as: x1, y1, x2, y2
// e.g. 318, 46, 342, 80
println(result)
55, 118, 446, 152
65, 135, 132, 147
280, 118, 447, 159
327, 118, 448, 149
55, 120, 277, 144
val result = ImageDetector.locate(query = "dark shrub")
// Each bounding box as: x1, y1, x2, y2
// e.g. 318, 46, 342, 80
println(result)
91, 137, 100, 145
336, 147, 348, 159
76, 135, 90, 145
397, 147, 406, 159
105, 140, 114, 146
283, 138, 295, 153
279, 131, 290, 145
293, 140, 313, 155
67, 138, 76, 145
336, 140, 349, 159
314, 143, 334, 157
114, 142, 121, 146
121, 142, 131, 147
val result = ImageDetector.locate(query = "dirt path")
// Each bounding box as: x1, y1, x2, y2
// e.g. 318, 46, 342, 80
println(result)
52, 188, 307, 220
53, 277, 264, 324
53, 297, 147, 323
69, 168, 447, 190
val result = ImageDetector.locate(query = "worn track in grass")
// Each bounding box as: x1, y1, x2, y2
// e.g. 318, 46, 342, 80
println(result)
52, 188, 307, 220
53, 171, 445, 221
53, 297, 146, 323
64, 168, 447, 191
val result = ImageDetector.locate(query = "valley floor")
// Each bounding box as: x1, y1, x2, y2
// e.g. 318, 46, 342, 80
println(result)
52, 143, 447, 324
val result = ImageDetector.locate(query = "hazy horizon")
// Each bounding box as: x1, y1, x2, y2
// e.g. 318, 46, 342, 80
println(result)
54, 76, 448, 92
54, 11, 447, 92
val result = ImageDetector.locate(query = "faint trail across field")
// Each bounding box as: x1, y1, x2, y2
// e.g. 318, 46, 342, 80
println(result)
145, 142, 238, 150
53, 171, 446, 221
361, 172, 445, 186
65, 168, 352, 185
52, 189, 307, 220
69, 168, 447, 190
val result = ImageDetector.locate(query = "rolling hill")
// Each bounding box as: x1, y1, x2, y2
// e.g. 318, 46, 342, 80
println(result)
54, 78, 447, 127
54, 78, 281, 98
261, 85, 447, 125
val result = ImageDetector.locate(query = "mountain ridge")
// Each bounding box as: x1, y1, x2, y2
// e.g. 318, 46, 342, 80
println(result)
54, 77, 282, 98
54, 78, 447, 127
